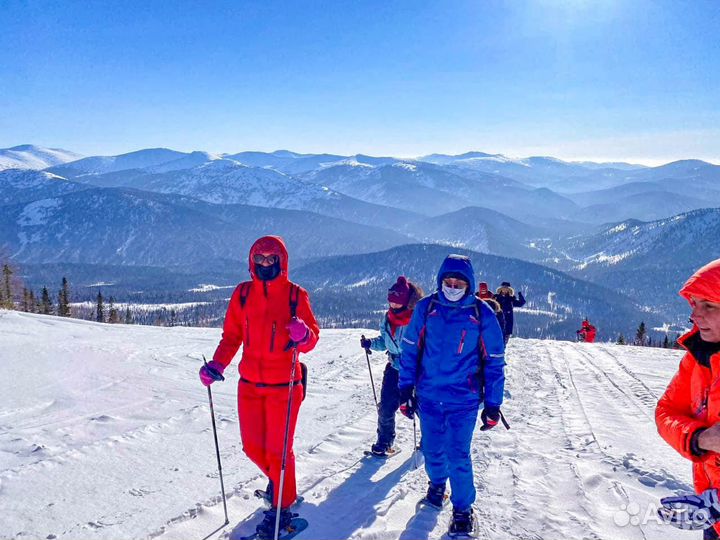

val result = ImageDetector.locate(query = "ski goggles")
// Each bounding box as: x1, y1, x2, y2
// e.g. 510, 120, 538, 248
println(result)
252, 253, 279, 265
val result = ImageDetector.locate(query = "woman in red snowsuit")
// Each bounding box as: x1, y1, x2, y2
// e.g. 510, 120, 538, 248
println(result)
200, 236, 319, 536
656, 258, 720, 539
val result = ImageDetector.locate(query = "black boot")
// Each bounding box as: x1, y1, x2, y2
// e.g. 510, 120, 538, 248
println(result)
370, 442, 391, 456
449, 507, 475, 537
425, 481, 446, 508
265, 479, 274, 504
255, 507, 293, 539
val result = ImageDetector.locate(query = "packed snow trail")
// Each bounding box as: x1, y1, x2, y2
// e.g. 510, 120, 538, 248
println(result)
0, 311, 697, 539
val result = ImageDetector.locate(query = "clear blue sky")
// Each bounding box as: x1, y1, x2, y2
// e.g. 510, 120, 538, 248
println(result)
1, 0, 718, 164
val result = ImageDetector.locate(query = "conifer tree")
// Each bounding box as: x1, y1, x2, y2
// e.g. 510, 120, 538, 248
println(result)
96, 291, 104, 323
635, 321, 647, 346
124, 306, 133, 325
2, 264, 12, 308
28, 290, 37, 313
617, 333, 626, 345
108, 297, 119, 324
41, 287, 53, 315
663, 335, 670, 348
58, 277, 71, 317
22, 287, 30, 312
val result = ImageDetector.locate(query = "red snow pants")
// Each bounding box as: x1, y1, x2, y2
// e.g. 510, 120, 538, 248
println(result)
238, 379, 303, 508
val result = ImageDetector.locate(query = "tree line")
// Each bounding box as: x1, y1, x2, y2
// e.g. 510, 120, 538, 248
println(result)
615, 321, 682, 349
0, 261, 221, 326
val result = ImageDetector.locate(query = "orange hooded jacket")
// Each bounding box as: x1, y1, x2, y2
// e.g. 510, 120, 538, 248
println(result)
212, 236, 319, 384
656, 259, 720, 525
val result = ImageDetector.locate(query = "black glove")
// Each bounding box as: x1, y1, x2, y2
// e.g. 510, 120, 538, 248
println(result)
360, 335, 372, 351
480, 406, 500, 431
399, 386, 417, 419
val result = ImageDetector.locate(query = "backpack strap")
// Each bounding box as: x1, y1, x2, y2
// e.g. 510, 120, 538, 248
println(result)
289, 283, 300, 318
239, 282, 252, 308
415, 293, 440, 381
385, 313, 400, 350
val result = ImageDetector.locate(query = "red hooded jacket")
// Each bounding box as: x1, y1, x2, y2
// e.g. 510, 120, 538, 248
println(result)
656, 259, 720, 530
212, 236, 319, 384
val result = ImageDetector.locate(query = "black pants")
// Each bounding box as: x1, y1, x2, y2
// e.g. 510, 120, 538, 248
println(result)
375, 364, 400, 450
705, 526, 719, 540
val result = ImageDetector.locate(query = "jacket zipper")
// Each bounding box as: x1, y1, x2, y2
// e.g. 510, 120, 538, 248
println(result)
270, 322, 276, 352
246, 316, 250, 347
457, 330, 467, 354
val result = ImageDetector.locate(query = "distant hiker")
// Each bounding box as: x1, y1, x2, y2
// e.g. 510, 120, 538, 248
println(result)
576, 319, 597, 343
360, 276, 423, 456
495, 281, 526, 344
399, 255, 506, 537
476, 281, 505, 331
199, 235, 319, 539
656, 258, 720, 539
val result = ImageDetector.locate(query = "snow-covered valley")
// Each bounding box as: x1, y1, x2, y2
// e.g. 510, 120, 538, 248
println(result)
0, 311, 697, 540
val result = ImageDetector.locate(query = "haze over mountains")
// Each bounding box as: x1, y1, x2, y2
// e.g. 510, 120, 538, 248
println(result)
1, 144, 718, 339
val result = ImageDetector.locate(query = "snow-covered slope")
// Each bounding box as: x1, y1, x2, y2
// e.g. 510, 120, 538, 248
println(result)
1, 311, 693, 540
0, 169, 89, 205
0, 145, 82, 170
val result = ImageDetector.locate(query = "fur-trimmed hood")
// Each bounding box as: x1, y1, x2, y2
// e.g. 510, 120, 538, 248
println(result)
496, 285, 515, 297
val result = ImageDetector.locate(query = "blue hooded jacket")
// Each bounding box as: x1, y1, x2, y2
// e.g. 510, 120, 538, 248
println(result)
399, 255, 506, 407
368, 314, 408, 370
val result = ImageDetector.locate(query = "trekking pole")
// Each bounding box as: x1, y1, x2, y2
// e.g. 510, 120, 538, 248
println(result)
412, 414, 420, 469
202, 355, 229, 526
361, 335, 379, 410
274, 345, 300, 540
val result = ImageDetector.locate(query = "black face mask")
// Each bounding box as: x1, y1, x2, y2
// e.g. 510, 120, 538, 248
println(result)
255, 261, 281, 281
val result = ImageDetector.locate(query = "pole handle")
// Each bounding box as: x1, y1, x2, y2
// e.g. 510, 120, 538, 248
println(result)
202, 354, 225, 382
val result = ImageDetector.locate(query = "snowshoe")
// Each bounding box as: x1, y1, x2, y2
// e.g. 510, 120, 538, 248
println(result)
364, 446, 402, 459
448, 507, 479, 538
236, 513, 308, 540
417, 493, 449, 511
255, 508, 307, 540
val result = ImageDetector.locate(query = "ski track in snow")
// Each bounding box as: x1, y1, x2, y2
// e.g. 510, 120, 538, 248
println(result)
0, 311, 698, 540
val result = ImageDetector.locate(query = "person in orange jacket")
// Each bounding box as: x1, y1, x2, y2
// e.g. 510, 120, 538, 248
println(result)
656, 258, 720, 539
576, 319, 597, 343
199, 235, 319, 538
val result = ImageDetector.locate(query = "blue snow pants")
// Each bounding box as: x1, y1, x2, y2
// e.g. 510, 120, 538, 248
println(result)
376, 363, 400, 450
418, 398, 479, 511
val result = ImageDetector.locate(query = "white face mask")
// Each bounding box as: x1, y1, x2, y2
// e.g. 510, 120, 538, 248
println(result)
442, 283, 467, 302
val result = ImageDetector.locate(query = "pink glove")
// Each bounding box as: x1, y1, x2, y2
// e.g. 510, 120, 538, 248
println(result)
287, 317, 310, 344
199, 360, 225, 386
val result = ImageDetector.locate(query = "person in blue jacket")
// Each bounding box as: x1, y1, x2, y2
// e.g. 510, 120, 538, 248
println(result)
361, 276, 423, 456
399, 254, 506, 537
494, 281, 526, 344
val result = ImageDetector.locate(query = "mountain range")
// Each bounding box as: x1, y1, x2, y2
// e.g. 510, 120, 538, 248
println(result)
1, 144, 718, 336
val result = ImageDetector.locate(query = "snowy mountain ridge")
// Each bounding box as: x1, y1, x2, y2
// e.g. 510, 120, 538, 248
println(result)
0, 144, 83, 171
